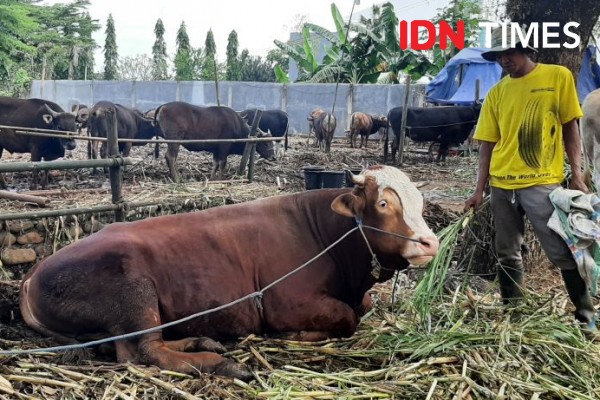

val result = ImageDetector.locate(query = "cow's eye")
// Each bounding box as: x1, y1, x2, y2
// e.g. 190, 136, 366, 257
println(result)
378, 200, 387, 208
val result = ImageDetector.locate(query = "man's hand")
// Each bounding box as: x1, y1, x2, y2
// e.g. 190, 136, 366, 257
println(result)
464, 190, 485, 212
569, 175, 589, 193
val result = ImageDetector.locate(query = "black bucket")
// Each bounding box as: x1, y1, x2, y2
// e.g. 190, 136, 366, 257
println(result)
321, 170, 346, 188
303, 166, 324, 190
345, 167, 363, 187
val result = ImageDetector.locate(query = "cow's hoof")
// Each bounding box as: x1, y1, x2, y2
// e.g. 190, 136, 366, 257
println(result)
214, 360, 253, 381
194, 337, 227, 353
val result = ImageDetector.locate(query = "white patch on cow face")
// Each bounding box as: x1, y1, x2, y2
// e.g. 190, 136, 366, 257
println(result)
361, 166, 438, 264
42, 114, 53, 125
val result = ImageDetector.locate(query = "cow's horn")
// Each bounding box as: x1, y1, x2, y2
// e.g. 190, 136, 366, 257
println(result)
72, 104, 80, 116
256, 128, 270, 137
350, 172, 365, 186
44, 104, 59, 118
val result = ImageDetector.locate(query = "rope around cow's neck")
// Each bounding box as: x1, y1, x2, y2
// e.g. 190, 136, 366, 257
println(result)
0, 219, 422, 356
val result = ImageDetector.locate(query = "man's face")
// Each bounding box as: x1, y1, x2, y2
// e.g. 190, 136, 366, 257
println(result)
496, 49, 531, 77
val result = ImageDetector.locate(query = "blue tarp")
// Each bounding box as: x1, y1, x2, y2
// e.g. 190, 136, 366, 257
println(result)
427, 45, 600, 106
577, 45, 600, 104
425, 47, 503, 105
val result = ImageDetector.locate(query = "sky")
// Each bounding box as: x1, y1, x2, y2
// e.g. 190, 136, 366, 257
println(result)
42, 0, 451, 72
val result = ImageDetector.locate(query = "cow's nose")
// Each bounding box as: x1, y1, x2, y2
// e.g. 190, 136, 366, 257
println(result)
66, 141, 77, 151
419, 235, 439, 256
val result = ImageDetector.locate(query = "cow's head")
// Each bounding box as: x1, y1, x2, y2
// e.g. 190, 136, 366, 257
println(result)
331, 165, 439, 266
43, 104, 78, 151
256, 129, 276, 160
372, 114, 387, 124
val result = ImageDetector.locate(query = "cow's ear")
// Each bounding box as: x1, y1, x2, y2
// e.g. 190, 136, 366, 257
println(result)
331, 193, 362, 217
42, 114, 53, 125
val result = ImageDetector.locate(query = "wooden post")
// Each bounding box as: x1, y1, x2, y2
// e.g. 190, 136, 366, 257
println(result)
398, 76, 411, 166
214, 58, 220, 106
0, 190, 49, 207
248, 143, 256, 182
238, 110, 262, 176
106, 107, 124, 222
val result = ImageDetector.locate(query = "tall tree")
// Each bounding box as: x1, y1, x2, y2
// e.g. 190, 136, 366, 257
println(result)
174, 21, 194, 80
120, 54, 153, 81
103, 13, 118, 80
76, 12, 98, 80
239, 49, 276, 82
226, 30, 241, 81
151, 18, 169, 80
0, 0, 37, 93
431, 0, 481, 61
26, 0, 99, 80
201, 29, 217, 81
505, 0, 600, 77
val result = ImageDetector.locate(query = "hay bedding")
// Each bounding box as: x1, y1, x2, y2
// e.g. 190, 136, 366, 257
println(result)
1, 137, 599, 399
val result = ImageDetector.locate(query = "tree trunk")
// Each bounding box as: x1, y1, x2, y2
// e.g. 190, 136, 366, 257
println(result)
505, 0, 600, 78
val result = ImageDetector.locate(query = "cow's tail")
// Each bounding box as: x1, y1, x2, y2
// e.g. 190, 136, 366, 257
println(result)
153, 104, 165, 160
284, 119, 289, 151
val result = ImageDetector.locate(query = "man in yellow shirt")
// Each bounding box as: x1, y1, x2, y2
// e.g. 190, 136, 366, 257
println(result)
464, 30, 597, 334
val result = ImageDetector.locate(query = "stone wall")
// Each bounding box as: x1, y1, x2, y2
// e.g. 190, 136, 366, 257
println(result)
0, 197, 229, 280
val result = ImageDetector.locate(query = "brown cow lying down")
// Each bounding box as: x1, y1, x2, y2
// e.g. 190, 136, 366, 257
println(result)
20, 165, 439, 380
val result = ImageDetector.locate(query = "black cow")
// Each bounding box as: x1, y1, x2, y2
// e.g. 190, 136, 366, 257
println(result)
385, 104, 481, 163
155, 102, 275, 180
87, 101, 161, 170
71, 103, 89, 131
240, 108, 289, 152
71, 104, 92, 158
0, 97, 77, 189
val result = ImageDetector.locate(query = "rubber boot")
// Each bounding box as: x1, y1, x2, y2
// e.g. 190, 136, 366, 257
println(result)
497, 263, 524, 306
560, 269, 599, 340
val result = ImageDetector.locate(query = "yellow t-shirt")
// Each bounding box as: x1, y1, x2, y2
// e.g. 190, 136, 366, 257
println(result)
474, 63, 583, 189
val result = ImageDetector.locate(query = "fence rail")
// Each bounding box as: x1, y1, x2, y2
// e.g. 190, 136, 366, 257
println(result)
0, 107, 270, 222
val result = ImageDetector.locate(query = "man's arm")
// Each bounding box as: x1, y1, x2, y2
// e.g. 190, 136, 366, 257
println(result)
563, 119, 589, 193
464, 140, 495, 211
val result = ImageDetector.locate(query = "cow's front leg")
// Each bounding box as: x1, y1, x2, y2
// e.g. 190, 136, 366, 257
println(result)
164, 337, 227, 353
137, 333, 252, 380
29, 151, 41, 190
211, 155, 227, 180
121, 142, 133, 157
0, 148, 7, 189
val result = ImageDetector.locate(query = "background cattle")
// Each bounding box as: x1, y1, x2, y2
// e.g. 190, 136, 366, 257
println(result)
71, 104, 92, 158
307, 108, 325, 146
143, 108, 163, 159
155, 102, 275, 180
349, 112, 388, 149
87, 101, 161, 171
71, 103, 89, 132
0, 97, 77, 189
240, 108, 289, 152
313, 112, 337, 153
19, 165, 439, 380
386, 104, 481, 163
581, 88, 600, 191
